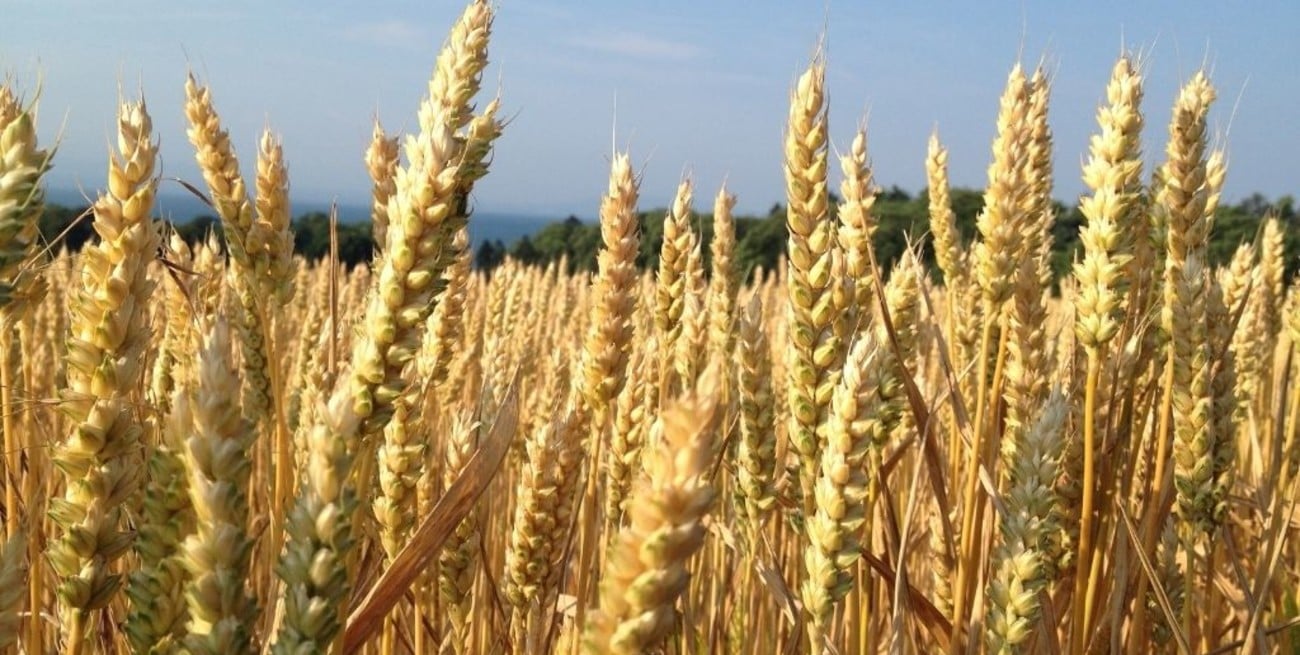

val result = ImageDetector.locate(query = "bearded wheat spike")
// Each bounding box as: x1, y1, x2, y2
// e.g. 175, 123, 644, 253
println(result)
372, 400, 425, 558
177, 319, 258, 655
584, 368, 720, 654
48, 98, 159, 652
973, 65, 1033, 310
438, 415, 481, 655
184, 75, 276, 439
927, 131, 965, 288
802, 338, 899, 651
1075, 55, 1144, 352
1225, 245, 1263, 426
735, 295, 776, 544
1002, 69, 1055, 470
254, 129, 296, 305
879, 251, 921, 444
837, 125, 878, 327
184, 76, 254, 254
1233, 217, 1286, 431
351, 86, 500, 445
124, 432, 194, 654
986, 392, 1067, 654
580, 151, 641, 438
1158, 72, 1222, 536
0, 97, 51, 312
928, 129, 976, 473
504, 402, 586, 650
783, 54, 843, 516
655, 178, 695, 386
272, 384, 361, 654
606, 340, 654, 531
707, 185, 739, 364
366, 120, 401, 249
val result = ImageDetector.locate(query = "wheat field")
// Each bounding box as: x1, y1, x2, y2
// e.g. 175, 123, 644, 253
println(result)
1, 2, 1297, 654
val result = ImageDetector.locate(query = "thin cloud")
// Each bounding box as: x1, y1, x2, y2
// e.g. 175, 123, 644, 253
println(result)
342, 20, 426, 50
566, 32, 703, 62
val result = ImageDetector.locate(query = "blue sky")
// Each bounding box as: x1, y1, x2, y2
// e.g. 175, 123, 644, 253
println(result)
1, 2, 1297, 219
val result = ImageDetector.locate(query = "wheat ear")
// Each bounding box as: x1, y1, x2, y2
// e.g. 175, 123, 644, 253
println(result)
48, 97, 159, 653
784, 54, 841, 521
708, 184, 739, 365
178, 318, 259, 654
802, 337, 898, 651
1074, 56, 1144, 352
0, 97, 50, 312
655, 178, 695, 389
1160, 73, 1221, 536
351, 52, 499, 445
927, 131, 965, 287
272, 383, 361, 654
366, 120, 401, 249
735, 295, 776, 545
986, 392, 1067, 654
580, 151, 641, 437
438, 414, 482, 655
504, 403, 585, 651
837, 125, 878, 328
584, 368, 720, 654
124, 429, 194, 653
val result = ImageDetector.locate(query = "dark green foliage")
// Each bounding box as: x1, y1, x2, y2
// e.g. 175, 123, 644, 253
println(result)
33, 190, 1299, 280
476, 239, 507, 270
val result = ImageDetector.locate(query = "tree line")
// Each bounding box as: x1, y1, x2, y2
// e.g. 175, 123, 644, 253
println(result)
473, 188, 1300, 281
37, 188, 1299, 281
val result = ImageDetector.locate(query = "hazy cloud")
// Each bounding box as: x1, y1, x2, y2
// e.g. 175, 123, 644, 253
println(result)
342, 20, 425, 50
566, 32, 703, 62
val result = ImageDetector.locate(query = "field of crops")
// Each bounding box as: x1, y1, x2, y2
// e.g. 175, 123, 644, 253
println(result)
1, 1, 1295, 654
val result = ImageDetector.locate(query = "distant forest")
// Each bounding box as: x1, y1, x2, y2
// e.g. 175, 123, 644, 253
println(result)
38, 187, 1299, 281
